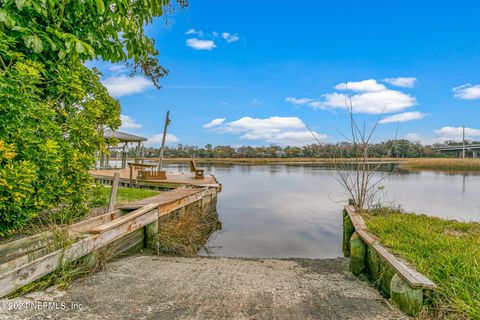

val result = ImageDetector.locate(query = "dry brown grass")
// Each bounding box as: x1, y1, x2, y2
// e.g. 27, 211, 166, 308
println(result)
158, 207, 221, 256
400, 158, 480, 171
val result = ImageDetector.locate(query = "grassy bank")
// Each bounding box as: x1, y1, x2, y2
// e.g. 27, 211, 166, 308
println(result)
400, 158, 480, 171
363, 208, 480, 319
93, 185, 159, 206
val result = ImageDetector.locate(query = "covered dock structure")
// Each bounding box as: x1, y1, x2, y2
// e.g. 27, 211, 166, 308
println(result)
97, 129, 147, 169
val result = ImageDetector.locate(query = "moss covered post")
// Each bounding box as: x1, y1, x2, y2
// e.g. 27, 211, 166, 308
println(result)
145, 219, 159, 251
390, 274, 424, 316
343, 211, 355, 257
350, 232, 367, 276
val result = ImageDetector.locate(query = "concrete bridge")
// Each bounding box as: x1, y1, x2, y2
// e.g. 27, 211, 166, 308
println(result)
433, 144, 480, 157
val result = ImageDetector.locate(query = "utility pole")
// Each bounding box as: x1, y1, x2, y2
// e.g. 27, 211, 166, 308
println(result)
158, 111, 171, 171
462, 124, 466, 159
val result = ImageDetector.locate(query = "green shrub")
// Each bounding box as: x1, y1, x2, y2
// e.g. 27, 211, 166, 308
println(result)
0, 0, 185, 236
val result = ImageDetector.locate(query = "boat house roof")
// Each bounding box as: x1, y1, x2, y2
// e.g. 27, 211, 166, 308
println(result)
104, 129, 147, 142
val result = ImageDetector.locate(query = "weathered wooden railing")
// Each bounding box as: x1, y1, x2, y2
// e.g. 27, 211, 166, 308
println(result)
343, 205, 437, 316
0, 187, 217, 298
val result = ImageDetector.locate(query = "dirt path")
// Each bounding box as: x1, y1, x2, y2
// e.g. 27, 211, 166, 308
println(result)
0, 255, 406, 320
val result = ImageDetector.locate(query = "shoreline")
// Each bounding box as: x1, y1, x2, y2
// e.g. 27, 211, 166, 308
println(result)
131, 157, 480, 171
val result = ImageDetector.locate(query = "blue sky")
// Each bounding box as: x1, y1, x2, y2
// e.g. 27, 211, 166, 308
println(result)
90, 1, 480, 147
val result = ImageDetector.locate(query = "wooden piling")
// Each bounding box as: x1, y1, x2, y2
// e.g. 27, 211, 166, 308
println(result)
343, 212, 355, 257
390, 274, 424, 316
350, 232, 366, 276
145, 220, 159, 251
107, 172, 120, 212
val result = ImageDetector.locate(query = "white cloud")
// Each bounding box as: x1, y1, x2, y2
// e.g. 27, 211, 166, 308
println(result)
107, 64, 127, 74
102, 75, 152, 98
379, 111, 426, 124
405, 133, 423, 143
185, 28, 204, 37
205, 116, 326, 146
406, 127, 480, 146
383, 77, 417, 88
285, 97, 314, 105
144, 133, 180, 147
203, 118, 226, 129
186, 38, 216, 50
434, 126, 480, 137
318, 89, 416, 114
251, 98, 263, 105
222, 32, 239, 43
120, 115, 142, 130
453, 84, 480, 100
404, 133, 442, 145
286, 79, 417, 114
335, 79, 386, 92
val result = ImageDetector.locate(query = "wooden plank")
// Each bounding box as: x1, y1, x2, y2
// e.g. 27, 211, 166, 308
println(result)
69, 210, 122, 233
0, 247, 51, 274
105, 228, 144, 256
107, 172, 120, 212
119, 187, 202, 210
344, 205, 437, 290
0, 209, 122, 265
89, 203, 159, 234
0, 208, 159, 298
92, 188, 212, 234
0, 232, 53, 264
372, 243, 437, 290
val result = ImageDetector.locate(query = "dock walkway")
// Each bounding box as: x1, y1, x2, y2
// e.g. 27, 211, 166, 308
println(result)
90, 168, 221, 190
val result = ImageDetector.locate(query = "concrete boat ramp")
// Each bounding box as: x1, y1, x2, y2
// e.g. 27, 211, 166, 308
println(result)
1, 255, 406, 320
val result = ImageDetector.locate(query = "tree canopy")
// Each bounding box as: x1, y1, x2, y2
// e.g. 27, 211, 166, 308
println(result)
0, 0, 186, 235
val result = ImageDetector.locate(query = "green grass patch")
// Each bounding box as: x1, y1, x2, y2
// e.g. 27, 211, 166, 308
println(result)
90, 185, 159, 207
363, 208, 480, 319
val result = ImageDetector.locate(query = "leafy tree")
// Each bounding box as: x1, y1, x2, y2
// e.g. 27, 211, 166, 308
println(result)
0, 0, 187, 235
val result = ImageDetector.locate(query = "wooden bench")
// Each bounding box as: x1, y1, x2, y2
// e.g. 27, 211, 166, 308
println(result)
137, 170, 166, 180
189, 160, 204, 179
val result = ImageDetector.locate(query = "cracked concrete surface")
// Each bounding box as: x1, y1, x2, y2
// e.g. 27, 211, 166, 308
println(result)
0, 255, 406, 320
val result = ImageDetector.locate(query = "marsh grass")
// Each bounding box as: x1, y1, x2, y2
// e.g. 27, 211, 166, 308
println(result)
400, 158, 480, 171
363, 208, 480, 319
158, 207, 221, 257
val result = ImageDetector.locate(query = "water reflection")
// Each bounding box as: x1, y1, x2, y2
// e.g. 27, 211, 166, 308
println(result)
162, 163, 480, 259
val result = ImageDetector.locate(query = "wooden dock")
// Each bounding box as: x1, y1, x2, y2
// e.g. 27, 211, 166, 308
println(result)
0, 187, 218, 298
89, 167, 221, 191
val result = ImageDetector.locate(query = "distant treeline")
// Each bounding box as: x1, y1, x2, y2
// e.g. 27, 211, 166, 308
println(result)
126, 139, 479, 159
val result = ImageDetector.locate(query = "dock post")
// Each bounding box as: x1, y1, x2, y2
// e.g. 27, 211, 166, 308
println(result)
107, 172, 120, 212
342, 212, 354, 257
390, 274, 424, 316
350, 232, 366, 276
145, 219, 159, 251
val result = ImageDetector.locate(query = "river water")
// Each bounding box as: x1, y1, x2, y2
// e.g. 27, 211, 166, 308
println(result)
164, 163, 480, 259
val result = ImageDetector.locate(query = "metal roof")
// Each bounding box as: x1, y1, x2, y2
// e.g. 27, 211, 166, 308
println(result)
104, 129, 147, 142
